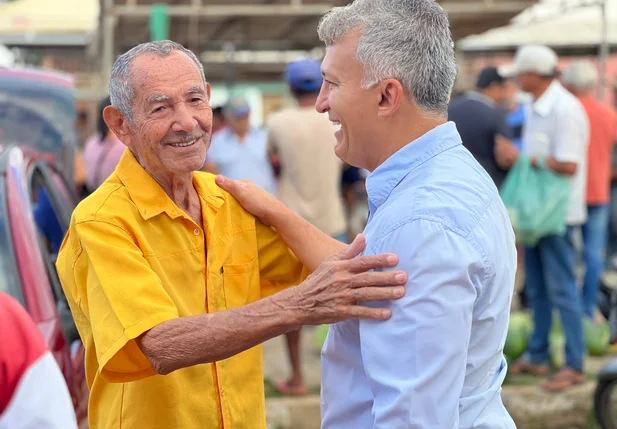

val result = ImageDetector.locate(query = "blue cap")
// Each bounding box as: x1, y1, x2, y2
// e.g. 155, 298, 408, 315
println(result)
224, 96, 251, 118
284, 58, 323, 92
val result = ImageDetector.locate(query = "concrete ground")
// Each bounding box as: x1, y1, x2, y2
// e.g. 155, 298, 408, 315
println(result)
263, 326, 323, 389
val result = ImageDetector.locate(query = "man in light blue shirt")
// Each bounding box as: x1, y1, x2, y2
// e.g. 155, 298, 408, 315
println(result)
216, 0, 517, 426
207, 96, 276, 194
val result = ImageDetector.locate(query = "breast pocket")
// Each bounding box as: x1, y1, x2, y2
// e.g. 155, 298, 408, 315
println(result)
222, 258, 260, 309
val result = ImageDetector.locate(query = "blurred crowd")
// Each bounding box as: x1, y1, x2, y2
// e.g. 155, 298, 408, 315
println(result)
450, 45, 617, 390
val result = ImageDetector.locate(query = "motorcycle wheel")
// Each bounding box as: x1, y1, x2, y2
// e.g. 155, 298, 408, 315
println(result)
595, 379, 617, 428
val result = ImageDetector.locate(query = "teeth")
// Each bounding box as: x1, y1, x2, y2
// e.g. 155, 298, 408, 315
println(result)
170, 138, 197, 148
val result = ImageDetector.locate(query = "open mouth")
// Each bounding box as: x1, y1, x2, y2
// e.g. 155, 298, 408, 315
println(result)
331, 120, 341, 132
168, 136, 200, 148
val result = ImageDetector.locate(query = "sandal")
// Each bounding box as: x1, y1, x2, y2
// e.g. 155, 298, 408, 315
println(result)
274, 380, 308, 396
540, 368, 585, 392
509, 358, 550, 376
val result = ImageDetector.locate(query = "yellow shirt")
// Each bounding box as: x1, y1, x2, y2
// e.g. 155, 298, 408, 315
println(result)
56, 150, 308, 429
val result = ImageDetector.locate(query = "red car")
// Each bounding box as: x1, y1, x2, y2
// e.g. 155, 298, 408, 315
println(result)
0, 144, 88, 426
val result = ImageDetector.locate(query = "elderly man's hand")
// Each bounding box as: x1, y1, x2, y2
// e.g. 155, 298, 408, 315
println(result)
215, 175, 280, 226
276, 234, 407, 324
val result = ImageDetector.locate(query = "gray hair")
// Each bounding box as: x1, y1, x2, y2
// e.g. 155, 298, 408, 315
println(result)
109, 40, 207, 125
562, 60, 598, 92
317, 0, 457, 115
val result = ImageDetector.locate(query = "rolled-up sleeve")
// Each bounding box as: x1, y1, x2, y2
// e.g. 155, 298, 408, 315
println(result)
359, 219, 481, 428
58, 219, 179, 383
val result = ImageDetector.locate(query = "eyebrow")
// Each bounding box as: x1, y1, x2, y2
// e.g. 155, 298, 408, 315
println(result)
147, 94, 170, 105
187, 86, 206, 96
322, 69, 338, 81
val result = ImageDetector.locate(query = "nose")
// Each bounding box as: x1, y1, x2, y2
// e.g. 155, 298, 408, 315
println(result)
315, 83, 329, 113
171, 101, 198, 133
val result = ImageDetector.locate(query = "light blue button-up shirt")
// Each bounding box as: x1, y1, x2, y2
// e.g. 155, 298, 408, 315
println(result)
321, 122, 517, 429
208, 127, 276, 194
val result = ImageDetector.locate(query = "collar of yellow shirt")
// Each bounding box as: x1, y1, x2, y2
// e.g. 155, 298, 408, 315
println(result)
115, 148, 224, 220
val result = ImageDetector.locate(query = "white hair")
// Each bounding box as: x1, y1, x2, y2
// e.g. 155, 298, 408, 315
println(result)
562, 60, 598, 92
317, 0, 457, 115
109, 40, 206, 125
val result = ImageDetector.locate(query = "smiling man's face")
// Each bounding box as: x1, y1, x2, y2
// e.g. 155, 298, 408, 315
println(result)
115, 50, 213, 176
315, 32, 381, 170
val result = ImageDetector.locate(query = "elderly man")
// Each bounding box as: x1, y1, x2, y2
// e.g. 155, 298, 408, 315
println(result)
56, 40, 408, 429
218, 0, 518, 426
498, 46, 589, 391
563, 60, 617, 319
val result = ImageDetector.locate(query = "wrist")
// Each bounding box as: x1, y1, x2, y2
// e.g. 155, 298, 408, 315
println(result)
264, 198, 291, 229
270, 287, 310, 331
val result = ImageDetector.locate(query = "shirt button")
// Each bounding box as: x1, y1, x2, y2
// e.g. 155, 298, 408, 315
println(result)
194, 228, 200, 236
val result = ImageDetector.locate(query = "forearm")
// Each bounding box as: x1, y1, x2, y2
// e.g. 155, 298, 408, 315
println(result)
267, 200, 346, 272
138, 293, 302, 375
532, 156, 577, 176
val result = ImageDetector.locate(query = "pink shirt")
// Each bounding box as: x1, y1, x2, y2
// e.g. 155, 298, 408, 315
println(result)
82, 134, 126, 191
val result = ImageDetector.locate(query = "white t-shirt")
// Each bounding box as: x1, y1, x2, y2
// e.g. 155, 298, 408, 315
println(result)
522, 80, 590, 226
267, 106, 347, 237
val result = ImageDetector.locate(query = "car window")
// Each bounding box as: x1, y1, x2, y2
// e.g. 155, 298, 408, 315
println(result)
0, 103, 62, 158
6, 148, 56, 320
0, 176, 23, 305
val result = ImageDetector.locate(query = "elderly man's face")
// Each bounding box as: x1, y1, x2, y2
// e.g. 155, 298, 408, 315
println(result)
315, 32, 380, 169
123, 51, 212, 175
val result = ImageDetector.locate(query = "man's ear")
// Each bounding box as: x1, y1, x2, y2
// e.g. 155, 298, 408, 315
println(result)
377, 79, 404, 117
103, 106, 132, 146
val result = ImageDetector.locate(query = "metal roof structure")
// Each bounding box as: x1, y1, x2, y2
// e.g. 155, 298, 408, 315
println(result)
101, 0, 537, 82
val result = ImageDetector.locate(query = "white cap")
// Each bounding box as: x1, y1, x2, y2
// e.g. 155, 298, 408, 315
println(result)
512, 45, 558, 76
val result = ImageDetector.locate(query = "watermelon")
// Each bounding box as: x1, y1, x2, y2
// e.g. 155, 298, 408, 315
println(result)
549, 331, 565, 369
313, 324, 329, 350
504, 312, 531, 360
584, 318, 610, 356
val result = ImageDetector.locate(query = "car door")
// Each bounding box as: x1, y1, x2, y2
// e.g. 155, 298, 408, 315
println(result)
2, 146, 73, 388
27, 158, 78, 343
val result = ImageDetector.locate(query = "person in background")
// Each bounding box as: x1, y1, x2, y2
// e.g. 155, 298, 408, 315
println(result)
0, 292, 78, 429
609, 144, 617, 266
562, 60, 617, 320
499, 45, 589, 391
447, 66, 515, 190
266, 57, 348, 395
200, 106, 226, 174
501, 68, 527, 151
341, 163, 364, 241
82, 96, 126, 195
212, 105, 227, 135
206, 96, 276, 194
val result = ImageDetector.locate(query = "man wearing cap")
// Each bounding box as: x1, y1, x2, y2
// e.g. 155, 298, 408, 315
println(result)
207, 96, 276, 194
562, 60, 617, 319
448, 66, 515, 189
266, 58, 348, 395
499, 45, 589, 391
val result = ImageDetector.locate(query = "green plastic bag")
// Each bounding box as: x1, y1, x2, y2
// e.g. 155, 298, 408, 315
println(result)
500, 154, 570, 246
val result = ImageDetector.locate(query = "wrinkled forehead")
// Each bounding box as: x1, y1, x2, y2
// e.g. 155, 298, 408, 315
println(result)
131, 52, 206, 100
